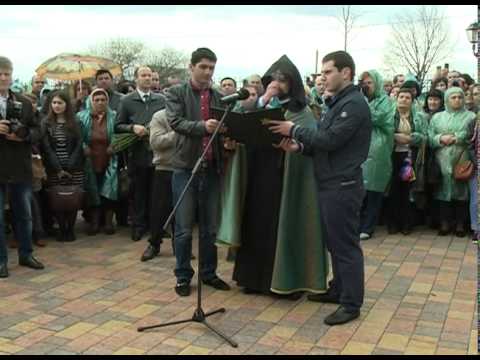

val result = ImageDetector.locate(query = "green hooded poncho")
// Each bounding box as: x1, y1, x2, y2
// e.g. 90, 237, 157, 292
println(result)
361, 70, 396, 193
217, 55, 328, 295
428, 87, 476, 201
77, 95, 119, 206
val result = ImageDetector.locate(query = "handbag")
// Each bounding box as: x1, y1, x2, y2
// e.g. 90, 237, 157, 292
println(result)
399, 151, 416, 182
46, 184, 85, 213
32, 155, 46, 180
453, 149, 473, 181
118, 152, 131, 199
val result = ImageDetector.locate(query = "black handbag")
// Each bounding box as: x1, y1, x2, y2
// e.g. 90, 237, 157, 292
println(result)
46, 184, 85, 213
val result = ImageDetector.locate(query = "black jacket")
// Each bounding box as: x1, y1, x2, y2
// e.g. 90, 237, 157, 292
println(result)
0, 91, 39, 184
40, 118, 84, 174
165, 81, 225, 171
293, 84, 372, 190
115, 91, 166, 168
108, 89, 124, 112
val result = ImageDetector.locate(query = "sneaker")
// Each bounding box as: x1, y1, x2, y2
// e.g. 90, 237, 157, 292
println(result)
175, 282, 191, 297
202, 276, 231, 291
359, 232, 371, 240
472, 232, 478, 244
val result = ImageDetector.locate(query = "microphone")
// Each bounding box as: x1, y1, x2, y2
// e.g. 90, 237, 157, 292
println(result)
220, 88, 250, 103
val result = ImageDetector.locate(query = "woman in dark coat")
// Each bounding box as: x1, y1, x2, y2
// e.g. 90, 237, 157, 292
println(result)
41, 91, 84, 242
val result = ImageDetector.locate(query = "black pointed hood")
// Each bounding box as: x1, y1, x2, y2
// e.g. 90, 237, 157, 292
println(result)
262, 55, 306, 113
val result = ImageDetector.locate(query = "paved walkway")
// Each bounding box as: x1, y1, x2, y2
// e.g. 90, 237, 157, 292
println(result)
0, 223, 477, 355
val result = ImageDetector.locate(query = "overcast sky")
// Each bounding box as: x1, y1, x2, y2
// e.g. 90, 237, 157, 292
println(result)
1, 5, 477, 84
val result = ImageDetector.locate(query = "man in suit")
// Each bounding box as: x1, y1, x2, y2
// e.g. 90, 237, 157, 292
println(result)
115, 66, 166, 242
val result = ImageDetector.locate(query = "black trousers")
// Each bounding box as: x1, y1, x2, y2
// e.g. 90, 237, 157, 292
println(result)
149, 170, 174, 247
387, 152, 414, 231
131, 166, 154, 232
317, 183, 365, 312
438, 200, 468, 228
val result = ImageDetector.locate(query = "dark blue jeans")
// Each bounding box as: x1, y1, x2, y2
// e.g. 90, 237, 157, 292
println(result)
172, 167, 219, 283
0, 183, 34, 264
359, 190, 384, 235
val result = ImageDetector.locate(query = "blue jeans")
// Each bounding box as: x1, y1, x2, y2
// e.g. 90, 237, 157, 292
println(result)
469, 174, 478, 232
172, 167, 219, 283
0, 183, 33, 264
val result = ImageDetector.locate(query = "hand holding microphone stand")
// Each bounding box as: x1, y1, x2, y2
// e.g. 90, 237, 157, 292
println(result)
137, 89, 250, 348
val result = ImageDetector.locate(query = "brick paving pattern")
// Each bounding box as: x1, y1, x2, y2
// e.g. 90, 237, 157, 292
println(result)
0, 224, 477, 355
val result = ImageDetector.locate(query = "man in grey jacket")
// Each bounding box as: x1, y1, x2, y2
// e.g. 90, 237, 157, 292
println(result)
166, 48, 230, 297
115, 66, 165, 242
140, 109, 175, 262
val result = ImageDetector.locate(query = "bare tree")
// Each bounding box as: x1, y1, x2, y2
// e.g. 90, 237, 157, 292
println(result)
383, 6, 452, 90
88, 38, 145, 80
143, 47, 189, 85
336, 5, 362, 52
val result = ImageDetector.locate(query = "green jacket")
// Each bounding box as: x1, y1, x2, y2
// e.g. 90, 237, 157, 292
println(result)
77, 105, 119, 206
216, 107, 328, 294
361, 70, 396, 192
428, 87, 476, 201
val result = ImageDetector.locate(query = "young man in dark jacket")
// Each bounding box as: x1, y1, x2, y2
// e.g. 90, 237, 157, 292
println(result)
270, 51, 372, 326
166, 48, 230, 296
0, 56, 45, 278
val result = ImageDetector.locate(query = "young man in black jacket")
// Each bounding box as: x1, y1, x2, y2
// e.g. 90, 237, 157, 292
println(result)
165, 48, 230, 296
269, 51, 372, 326
0, 56, 45, 278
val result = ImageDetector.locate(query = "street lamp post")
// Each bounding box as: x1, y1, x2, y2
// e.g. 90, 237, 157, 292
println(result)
465, 7, 480, 83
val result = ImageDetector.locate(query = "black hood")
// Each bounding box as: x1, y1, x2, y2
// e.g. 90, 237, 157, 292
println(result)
261, 55, 306, 113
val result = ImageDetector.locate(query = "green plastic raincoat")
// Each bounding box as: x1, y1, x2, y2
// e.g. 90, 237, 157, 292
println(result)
428, 87, 476, 201
361, 70, 396, 192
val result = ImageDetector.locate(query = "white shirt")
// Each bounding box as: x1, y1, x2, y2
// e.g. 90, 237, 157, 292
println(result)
0, 93, 8, 119
137, 89, 151, 102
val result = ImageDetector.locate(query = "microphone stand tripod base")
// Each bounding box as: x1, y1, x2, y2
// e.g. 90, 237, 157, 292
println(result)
137, 306, 238, 348
136, 102, 238, 349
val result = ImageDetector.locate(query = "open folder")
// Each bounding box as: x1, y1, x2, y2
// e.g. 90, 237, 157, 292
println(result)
211, 106, 286, 147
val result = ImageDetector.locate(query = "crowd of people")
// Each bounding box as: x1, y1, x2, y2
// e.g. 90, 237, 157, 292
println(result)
0, 47, 478, 326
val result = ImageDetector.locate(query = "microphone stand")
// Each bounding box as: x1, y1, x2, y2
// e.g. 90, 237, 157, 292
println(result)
137, 101, 238, 348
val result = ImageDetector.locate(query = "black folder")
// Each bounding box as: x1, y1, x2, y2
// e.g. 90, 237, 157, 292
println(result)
211, 106, 286, 147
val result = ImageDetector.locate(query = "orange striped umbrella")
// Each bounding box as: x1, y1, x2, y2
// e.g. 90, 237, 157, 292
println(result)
35, 53, 122, 81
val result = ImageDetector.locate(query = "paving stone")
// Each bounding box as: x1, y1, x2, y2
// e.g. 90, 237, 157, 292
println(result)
2, 227, 474, 355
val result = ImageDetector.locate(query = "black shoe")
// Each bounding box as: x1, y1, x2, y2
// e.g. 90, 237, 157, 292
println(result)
307, 291, 340, 304
19, 256, 44, 270
0, 263, 8, 278
401, 228, 412, 236
131, 229, 145, 242
387, 226, 399, 235
324, 306, 360, 326
64, 229, 75, 242
203, 276, 231, 291
271, 291, 304, 301
243, 287, 261, 295
175, 281, 191, 297
455, 229, 466, 238
141, 245, 160, 262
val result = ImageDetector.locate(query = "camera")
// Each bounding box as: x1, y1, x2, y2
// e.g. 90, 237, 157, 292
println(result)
4, 101, 28, 138
6, 100, 23, 120
451, 80, 460, 87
